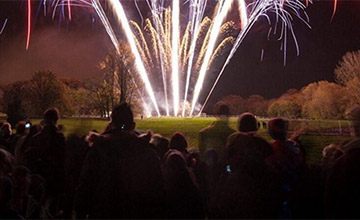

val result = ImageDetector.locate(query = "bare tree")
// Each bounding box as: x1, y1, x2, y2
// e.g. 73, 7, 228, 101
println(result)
100, 44, 141, 104
84, 77, 114, 118
335, 50, 360, 106
99, 43, 144, 115
27, 71, 73, 116
1, 81, 28, 126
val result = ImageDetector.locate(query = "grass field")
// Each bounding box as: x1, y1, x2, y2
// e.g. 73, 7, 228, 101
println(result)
26, 117, 352, 166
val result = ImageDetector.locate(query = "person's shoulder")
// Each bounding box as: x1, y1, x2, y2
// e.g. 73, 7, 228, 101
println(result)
99, 131, 148, 150
253, 135, 269, 143
28, 131, 42, 144
55, 129, 65, 136
227, 131, 241, 142
228, 131, 249, 140
133, 135, 156, 152
343, 137, 360, 153
227, 132, 256, 147
228, 127, 236, 134
54, 130, 65, 141
199, 124, 215, 134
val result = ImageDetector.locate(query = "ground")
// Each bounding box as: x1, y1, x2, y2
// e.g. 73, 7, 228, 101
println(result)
27, 117, 350, 166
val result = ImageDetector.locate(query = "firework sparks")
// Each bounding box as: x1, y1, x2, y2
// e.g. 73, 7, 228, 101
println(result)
172, 0, 180, 116
18, 0, 312, 117
190, 0, 234, 116
0, 19, 8, 35
209, 36, 235, 67
67, 0, 72, 20
108, 0, 161, 116
238, 0, 248, 29
198, 0, 310, 115
182, 13, 210, 116
331, 0, 338, 21
92, 0, 119, 50
26, 0, 32, 50
93, 0, 311, 116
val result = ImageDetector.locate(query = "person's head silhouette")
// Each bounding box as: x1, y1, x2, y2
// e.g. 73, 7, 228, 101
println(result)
110, 102, 135, 132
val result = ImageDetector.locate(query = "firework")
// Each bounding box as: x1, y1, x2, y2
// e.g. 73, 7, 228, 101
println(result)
92, 0, 313, 116
171, 0, 180, 116
0, 19, 8, 35
26, 0, 31, 50
199, 0, 311, 115
21, 0, 312, 117
190, 0, 234, 116
108, 0, 161, 116
331, 0, 338, 21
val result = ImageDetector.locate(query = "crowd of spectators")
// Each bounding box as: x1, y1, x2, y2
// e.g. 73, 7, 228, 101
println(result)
1, 103, 360, 219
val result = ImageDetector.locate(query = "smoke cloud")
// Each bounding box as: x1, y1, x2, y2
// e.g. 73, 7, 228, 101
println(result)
0, 26, 111, 85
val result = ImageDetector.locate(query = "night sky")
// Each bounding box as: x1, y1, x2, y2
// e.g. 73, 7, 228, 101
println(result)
1, 0, 360, 110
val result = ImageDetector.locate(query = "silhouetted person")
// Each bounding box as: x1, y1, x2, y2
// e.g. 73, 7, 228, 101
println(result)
15, 124, 41, 165
150, 134, 170, 162
0, 176, 23, 219
238, 112, 258, 135
0, 148, 14, 177
75, 103, 166, 219
138, 130, 153, 143
12, 166, 31, 217
187, 150, 213, 216
210, 134, 282, 218
9, 121, 27, 156
267, 118, 304, 188
199, 102, 235, 160
63, 134, 88, 218
263, 121, 267, 129
266, 118, 305, 218
203, 149, 220, 197
228, 112, 272, 157
325, 106, 360, 218
0, 122, 12, 152
23, 108, 65, 218
322, 144, 344, 170
163, 150, 205, 219
27, 174, 46, 219
170, 132, 189, 155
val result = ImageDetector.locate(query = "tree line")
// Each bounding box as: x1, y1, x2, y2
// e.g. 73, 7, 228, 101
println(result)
1, 49, 359, 124
0, 45, 142, 126
217, 50, 360, 120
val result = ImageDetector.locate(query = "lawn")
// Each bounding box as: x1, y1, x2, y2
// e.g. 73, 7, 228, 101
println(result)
27, 117, 351, 166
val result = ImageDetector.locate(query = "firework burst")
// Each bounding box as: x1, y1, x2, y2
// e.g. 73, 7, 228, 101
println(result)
92, 0, 312, 116
21, 0, 313, 117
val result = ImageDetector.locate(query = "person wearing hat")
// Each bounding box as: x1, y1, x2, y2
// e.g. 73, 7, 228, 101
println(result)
75, 102, 166, 219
